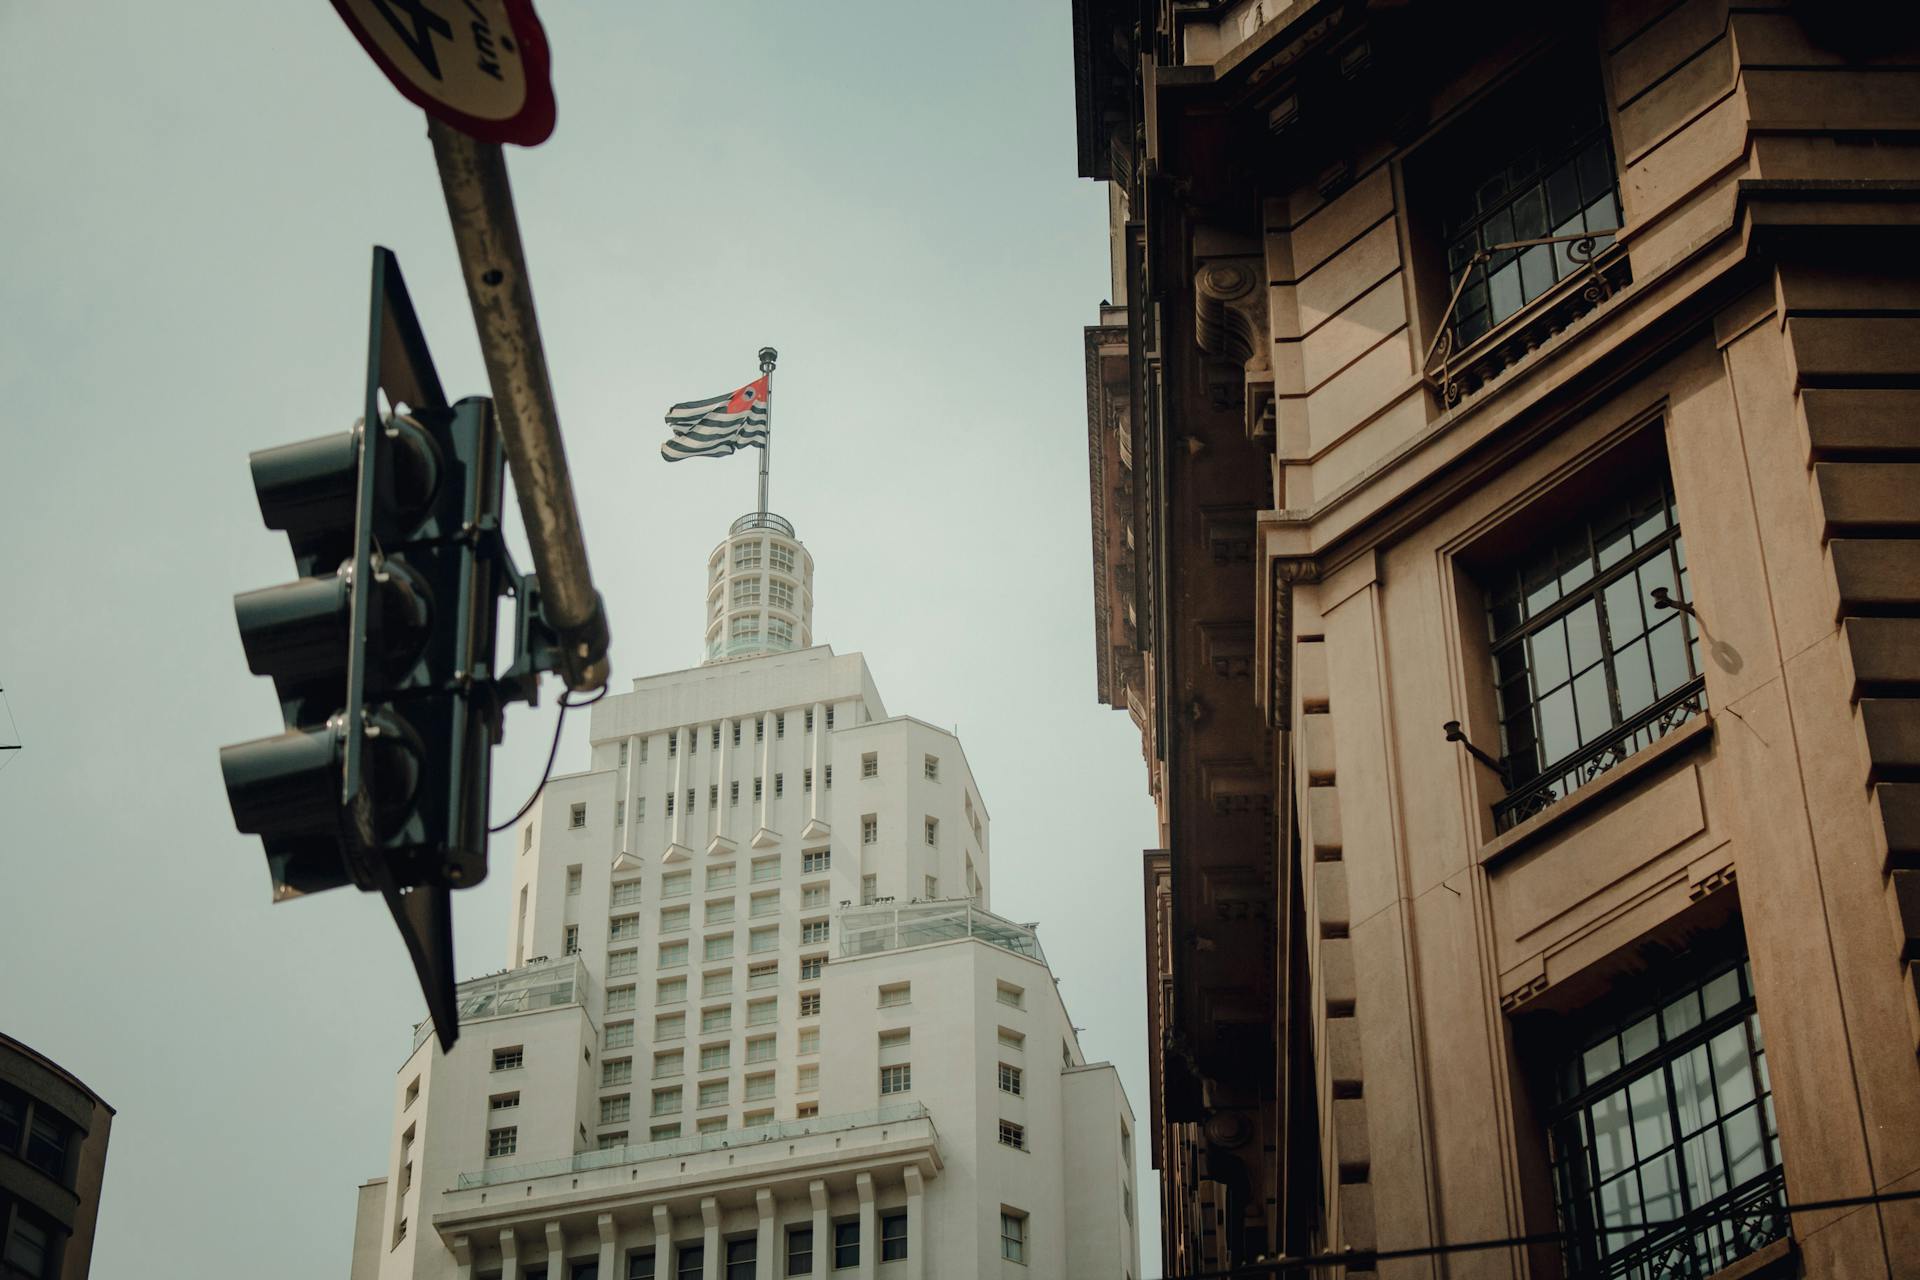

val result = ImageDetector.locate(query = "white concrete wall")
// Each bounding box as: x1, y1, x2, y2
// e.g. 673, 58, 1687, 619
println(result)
349, 1177, 386, 1280
1062, 1064, 1140, 1280
827, 716, 989, 912
370, 1002, 597, 1280
820, 935, 1134, 1278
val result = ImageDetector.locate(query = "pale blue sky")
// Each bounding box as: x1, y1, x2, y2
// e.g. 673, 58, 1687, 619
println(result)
0, 2, 1158, 1271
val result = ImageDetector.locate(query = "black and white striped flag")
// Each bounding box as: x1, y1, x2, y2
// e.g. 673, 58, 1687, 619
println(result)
661, 375, 770, 461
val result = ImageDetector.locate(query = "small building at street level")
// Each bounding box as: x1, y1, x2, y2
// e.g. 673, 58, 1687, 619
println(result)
350, 512, 1140, 1279
0, 1032, 113, 1279
1071, 1, 1920, 1276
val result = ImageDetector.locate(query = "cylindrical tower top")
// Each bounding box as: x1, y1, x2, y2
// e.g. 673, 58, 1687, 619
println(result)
703, 511, 815, 664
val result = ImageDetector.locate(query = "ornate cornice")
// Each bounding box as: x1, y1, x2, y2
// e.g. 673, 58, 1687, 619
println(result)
1085, 321, 1129, 707
1264, 553, 1319, 730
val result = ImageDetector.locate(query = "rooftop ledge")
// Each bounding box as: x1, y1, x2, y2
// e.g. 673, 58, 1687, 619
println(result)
437, 1105, 940, 1231
837, 900, 1046, 967
413, 955, 596, 1053
729, 511, 796, 537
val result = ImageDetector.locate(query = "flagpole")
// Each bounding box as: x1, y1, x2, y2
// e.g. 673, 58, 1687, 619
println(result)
756, 346, 777, 520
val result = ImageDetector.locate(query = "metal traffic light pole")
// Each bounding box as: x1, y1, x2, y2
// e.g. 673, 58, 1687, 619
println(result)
426, 118, 609, 694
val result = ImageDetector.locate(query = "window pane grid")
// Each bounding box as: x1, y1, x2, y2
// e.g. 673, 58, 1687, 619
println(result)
1547, 958, 1782, 1277
1444, 100, 1621, 347
1488, 473, 1703, 816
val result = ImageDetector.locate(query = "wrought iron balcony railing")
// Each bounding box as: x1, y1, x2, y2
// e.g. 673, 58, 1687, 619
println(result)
1494, 678, 1707, 833
1574, 1166, 1786, 1280
1423, 231, 1630, 408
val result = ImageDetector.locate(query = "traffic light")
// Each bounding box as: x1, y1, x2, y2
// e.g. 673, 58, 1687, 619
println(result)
221, 247, 558, 1050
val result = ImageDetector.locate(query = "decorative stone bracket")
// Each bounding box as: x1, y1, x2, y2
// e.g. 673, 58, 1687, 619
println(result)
1194, 255, 1271, 375
1193, 229, 1274, 441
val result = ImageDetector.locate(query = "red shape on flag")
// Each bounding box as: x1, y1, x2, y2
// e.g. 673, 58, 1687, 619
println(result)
726, 377, 769, 415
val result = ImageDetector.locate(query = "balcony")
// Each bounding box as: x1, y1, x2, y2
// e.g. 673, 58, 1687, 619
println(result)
838, 900, 1046, 966
454, 1103, 931, 1190
1423, 235, 1631, 409
1576, 1167, 1786, 1280
412, 956, 595, 1051
730, 511, 795, 537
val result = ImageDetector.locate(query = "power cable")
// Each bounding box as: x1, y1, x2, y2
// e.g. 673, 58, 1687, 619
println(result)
487, 683, 607, 833
1153, 1183, 1920, 1280
0, 683, 20, 775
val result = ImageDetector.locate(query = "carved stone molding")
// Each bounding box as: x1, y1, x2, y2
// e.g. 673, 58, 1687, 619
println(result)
1689, 864, 1737, 902
1201, 504, 1258, 565
1268, 556, 1321, 729
1197, 620, 1255, 680
1201, 756, 1272, 817
1194, 256, 1272, 376
1500, 973, 1549, 1013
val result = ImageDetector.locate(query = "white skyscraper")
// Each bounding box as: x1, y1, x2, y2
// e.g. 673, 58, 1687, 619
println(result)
350, 512, 1139, 1280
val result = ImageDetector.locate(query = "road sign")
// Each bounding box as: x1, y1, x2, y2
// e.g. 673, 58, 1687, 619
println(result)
332, 0, 556, 146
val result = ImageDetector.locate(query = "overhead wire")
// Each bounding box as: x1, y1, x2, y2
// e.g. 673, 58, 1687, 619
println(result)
0, 683, 19, 774
487, 682, 607, 834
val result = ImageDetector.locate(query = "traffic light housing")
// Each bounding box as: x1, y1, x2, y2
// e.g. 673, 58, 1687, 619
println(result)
221, 248, 558, 1050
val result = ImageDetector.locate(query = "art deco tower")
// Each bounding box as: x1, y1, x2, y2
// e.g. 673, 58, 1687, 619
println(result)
351, 510, 1139, 1280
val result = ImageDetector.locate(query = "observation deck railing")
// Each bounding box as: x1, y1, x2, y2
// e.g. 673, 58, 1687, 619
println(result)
837, 900, 1046, 966
730, 511, 795, 537
412, 955, 593, 1052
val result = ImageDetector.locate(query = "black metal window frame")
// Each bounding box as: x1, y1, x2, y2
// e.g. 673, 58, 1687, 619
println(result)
1546, 955, 1784, 1278
1440, 73, 1623, 349
1486, 465, 1705, 831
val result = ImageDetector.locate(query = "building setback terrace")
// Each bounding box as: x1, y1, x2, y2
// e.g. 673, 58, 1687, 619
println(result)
412, 956, 596, 1052
454, 1103, 932, 1190
432, 1105, 940, 1257
836, 900, 1045, 965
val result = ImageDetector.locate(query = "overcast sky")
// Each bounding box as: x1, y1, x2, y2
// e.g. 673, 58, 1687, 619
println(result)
0, 2, 1161, 1272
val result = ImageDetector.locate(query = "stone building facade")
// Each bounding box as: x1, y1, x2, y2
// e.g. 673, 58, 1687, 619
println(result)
1072, 1, 1920, 1275
0, 1033, 113, 1279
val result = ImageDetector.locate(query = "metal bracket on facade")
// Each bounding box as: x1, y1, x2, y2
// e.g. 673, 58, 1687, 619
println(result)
1443, 721, 1504, 774
1650, 586, 1697, 619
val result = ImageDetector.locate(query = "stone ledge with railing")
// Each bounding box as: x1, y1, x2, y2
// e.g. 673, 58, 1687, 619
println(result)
1423, 235, 1632, 409
1494, 677, 1708, 834
453, 1102, 933, 1192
